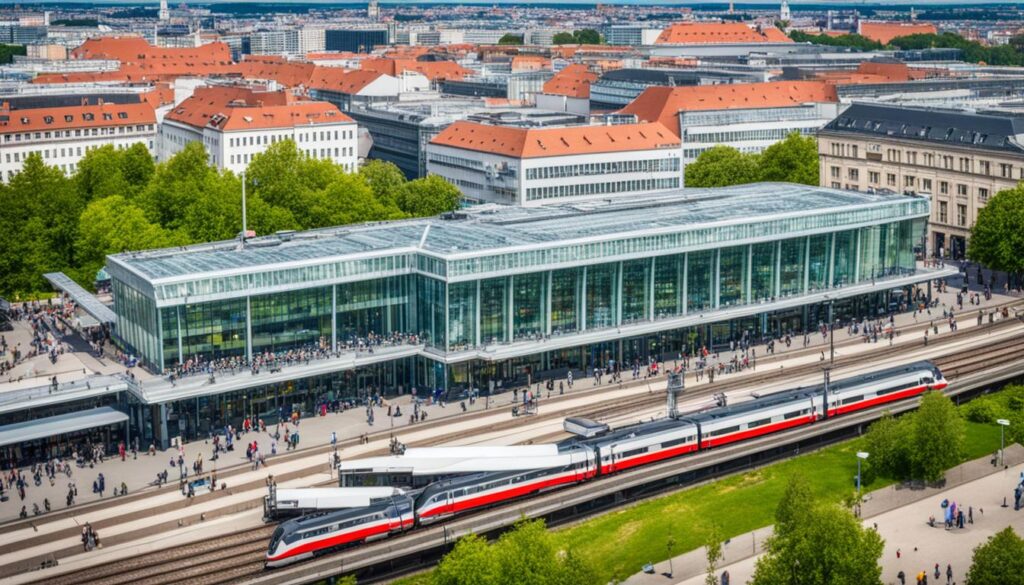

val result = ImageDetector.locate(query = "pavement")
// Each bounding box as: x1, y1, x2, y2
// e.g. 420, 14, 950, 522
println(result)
625, 446, 1024, 585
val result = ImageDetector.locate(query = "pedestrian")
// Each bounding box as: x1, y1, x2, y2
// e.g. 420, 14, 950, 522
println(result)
897, 570, 906, 585
946, 564, 953, 585
330, 431, 337, 448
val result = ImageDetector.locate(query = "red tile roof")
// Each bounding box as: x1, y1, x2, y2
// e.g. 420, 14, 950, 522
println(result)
71, 36, 233, 63
236, 58, 317, 88
307, 68, 388, 94
542, 64, 598, 99
360, 57, 472, 81
619, 81, 837, 136
510, 55, 552, 73
656, 22, 794, 45
0, 100, 156, 135
164, 86, 352, 132
430, 121, 679, 159
858, 22, 938, 44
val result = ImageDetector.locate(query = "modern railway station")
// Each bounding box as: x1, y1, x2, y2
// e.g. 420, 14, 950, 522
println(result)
96, 182, 956, 444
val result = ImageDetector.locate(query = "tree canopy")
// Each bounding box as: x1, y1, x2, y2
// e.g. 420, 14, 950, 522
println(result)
751, 475, 885, 585
684, 133, 819, 188
551, 30, 601, 45
966, 527, 1024, 585
968, 184, 1024, 275
791, 29, 1024, 67
498, 33, 524, 45
862, 392, 965, 483
431, 519, 597, 585
0, 138, 462, 298
788, 30, 883, 51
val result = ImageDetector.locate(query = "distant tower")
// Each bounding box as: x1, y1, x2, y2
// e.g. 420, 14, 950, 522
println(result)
728, 1, 734, 15
780, 0, 791, 22
159, 0, 169, 21
910, 6, 916, 21
367, 0, 380, 21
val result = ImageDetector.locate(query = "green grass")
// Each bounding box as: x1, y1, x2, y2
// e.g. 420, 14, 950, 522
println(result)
393, 394, 1016, 585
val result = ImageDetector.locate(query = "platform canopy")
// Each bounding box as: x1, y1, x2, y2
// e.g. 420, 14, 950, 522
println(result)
0, 406, 128, 448
43, 272, 116, 325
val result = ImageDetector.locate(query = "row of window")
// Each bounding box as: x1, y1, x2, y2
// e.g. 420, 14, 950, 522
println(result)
227, 127, 354, 149
4, 140, 150, 165
427, 152, 485, 172
4, 124, 154, 143
827, 140, 1024, 179
686, 126, 814, 147
525, 177, 679, 201
936, 202, 969, 227
229, 146, 354, 167
524, 157, 679, 180
831, 166, 991, 204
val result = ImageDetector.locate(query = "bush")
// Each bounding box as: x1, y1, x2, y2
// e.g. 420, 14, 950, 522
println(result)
964, 398, 999, 423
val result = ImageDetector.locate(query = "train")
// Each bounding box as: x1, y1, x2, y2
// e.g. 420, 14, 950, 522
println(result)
266, 360, 945, 567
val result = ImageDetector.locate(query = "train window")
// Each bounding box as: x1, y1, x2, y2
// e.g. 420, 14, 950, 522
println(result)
747, 418, 771, 428
922, 377, 934, 384
841, 395, 864, 405
784, 409, 807, 420
661, 436, 692, 448
709, 425, 741, 437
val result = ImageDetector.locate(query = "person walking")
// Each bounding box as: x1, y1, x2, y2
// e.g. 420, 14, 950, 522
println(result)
946, 564, 953, 585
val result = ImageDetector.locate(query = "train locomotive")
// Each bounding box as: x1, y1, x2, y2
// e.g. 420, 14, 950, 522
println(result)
266, 360, 945, 567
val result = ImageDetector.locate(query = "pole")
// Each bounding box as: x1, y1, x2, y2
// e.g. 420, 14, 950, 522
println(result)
1001, 425, 1005, 467
857, 457, 861, 496
829, 300, 835, 365
241, 171, 247, 243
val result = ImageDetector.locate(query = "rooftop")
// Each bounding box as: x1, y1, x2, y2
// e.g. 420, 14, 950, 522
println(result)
0, 100, 155, 134
820, 102, 1024, 153
655, 22, 793, 45
429, 120, 678, 158
542, 64, 598, 99
109, 183, 926, 284
857, 21, 938, 45
164, 86, 353, 131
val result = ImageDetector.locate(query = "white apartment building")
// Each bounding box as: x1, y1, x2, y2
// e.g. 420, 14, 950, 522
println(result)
250, 29, 325, 57
426, 121, 681, 206
159, 86, 358, 174
678, 103, 842, 179
1, 100, 156, 182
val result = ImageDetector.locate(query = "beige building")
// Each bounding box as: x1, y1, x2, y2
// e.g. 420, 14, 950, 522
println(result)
818, 103, 1024, 260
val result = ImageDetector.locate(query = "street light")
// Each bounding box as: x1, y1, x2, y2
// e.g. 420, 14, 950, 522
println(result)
997, 419, 1010, 467
856, 451, 870, 497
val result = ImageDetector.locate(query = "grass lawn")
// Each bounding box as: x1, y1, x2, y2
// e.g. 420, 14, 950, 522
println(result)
393, 393, 1016, 585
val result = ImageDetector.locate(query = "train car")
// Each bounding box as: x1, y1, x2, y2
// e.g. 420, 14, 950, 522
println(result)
265, 487, 405, 519
824, 361, 946, 417
266, 495, 414, 568
581, 418, 699, 476
686, 389, 821, 450
414, 445, 594, 524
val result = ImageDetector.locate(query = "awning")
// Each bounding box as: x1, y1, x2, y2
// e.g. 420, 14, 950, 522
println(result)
0, 406, 128, 448
43, 272, 117, 325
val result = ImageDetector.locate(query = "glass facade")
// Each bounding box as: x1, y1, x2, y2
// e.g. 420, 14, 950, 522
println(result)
114, 218, 927, 374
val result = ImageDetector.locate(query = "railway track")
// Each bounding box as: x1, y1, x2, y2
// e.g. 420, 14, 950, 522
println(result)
16, 311, 1024, 585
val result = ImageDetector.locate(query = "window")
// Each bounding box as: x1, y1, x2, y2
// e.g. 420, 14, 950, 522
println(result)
938, 201, 948, 223
979, 160, 990, 175
887, 173, 896, 187
907, 151, 917, 165
957, 204, 967, 226
848, 168, 859, 180
850, 145, 858, 158
979, 187, 989, 202
868, 171, 880, 184
831, 182, 841, 189
904, 175, 915, 187
957, 184, 968, 196
1001, 163, 1013, 178
922, 178, 932, 192
959, 157, 971, 173
830, 166, 840, 179
939, 181, 949, 194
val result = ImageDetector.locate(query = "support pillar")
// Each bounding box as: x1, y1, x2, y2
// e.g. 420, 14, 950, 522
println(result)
714, 249, 721, 309
546, 271, 553, 336
615, 261, 623, 326
648, 257, 656, 321
331, 284, 337, 351
681, 253, 688, 316
475, 280, 482, 347
745, 245, 753, 304
506, 276, 513, 343
803, 237, 811, 293
581, 266, 588, 332
245, 296, 252, 363
774, 240, 782, 298
828, 233, 837, 287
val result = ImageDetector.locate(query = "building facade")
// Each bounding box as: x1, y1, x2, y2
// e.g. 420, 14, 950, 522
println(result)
818, 103, 1024, 260
1, 99, 156, 182
159, 86, 358, 174
103, 183, 942, 444
325, 29, 389, 53
426, 121, 682, 206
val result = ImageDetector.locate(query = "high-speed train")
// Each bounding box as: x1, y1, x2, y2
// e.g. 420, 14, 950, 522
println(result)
266, 361, 945, 567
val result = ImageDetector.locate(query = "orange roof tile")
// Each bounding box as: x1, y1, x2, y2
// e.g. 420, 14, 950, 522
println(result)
307, 68, 387, 93
0, 101, 156, 135
619, 81, 837, 136
542, 64, 598, 99
236, 59, 317, 88
510, 55, 552, 73
430, 121, 679, 159
858, 21, 937, 44
656, 22, 794, 45
360, 57, 471, 81
164, 86, 352, 132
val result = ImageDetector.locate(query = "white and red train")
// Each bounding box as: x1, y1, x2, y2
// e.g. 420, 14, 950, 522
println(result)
266, 360, 945, 567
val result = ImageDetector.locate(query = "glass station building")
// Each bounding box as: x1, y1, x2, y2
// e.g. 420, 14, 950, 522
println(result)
105, 183, 941, 440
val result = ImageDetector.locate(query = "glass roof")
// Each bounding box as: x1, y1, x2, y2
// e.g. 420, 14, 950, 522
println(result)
111, 183, 923, 282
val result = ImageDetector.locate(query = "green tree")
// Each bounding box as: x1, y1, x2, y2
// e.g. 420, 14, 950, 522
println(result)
968, 184, 1024, 276
552, 32, 576, 45
774, 474, 815, 540
75, 195, 183, 283
433, 533, 500, 585
493, 519, 558, 585
317, 173, 404, 226
359, 159, 409, 210
573, 29, 602, 44
137, 142, 216, 230
399, 175, 462, 216
498, 34, 524, 45
863, 413, 915, 480
966, 527, 1024, 585
0, 43, 26, 65
751, 503, 884, 585
788, 30, 883, 51
704, 525, 723, 585
913, 391, 965, 482
684, 146, 759, 188
74, 144, 131, 202
758, 132, 819, 185
120, 142, 156, 192
245, 139, 341, 228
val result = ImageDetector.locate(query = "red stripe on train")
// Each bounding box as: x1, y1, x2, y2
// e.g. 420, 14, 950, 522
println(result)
418, 471, 589, 519
828, 384, 928, 417
599, 442, 698, 475
699, 415, 816, 450
268, 517, 413, 562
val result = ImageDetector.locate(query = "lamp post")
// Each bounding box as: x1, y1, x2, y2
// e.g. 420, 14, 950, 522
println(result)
997, 419, 1010, 467
856, 451, 870, 497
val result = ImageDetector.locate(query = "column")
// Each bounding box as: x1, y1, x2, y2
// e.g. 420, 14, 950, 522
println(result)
331, 284, 337, 351
475, 280, 482, 347
745, 245, 753, 305
714, 249, 721, 309
545, 271, 553, 336
580, 266, 588, 332
245, 295, 253, 363
648, 257, 656, 321
774, 240, 782, 298
854, 229, 862, 283
681, 253, 688, 316
444, 282, 450, 351
176, 305, 184, 365
803, 237, 811, 294
828, 233, 836, 288
615, 261, 623, 326
506, 275, 514, 343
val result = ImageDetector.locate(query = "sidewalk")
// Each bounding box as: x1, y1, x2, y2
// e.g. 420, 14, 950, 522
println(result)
627, 445, 1024, 585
